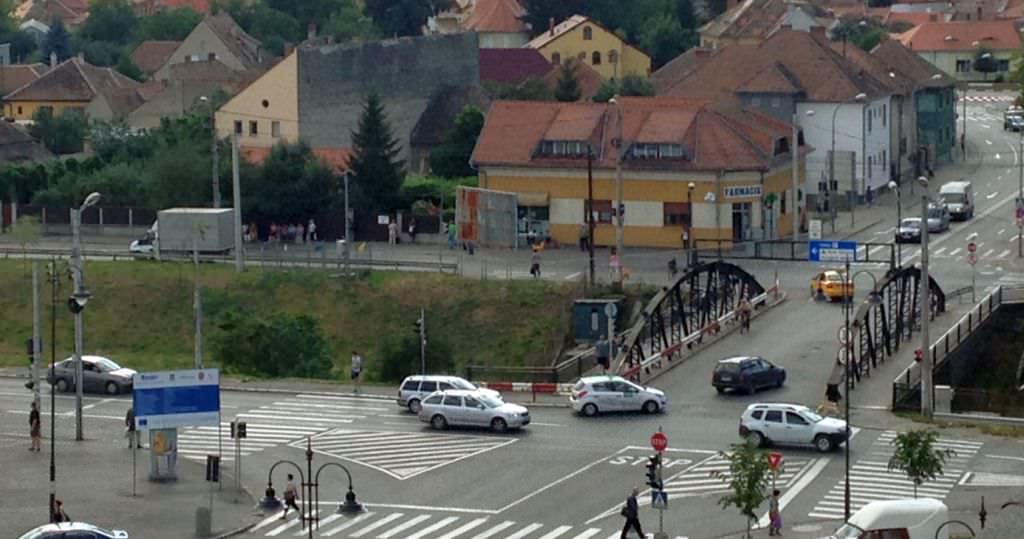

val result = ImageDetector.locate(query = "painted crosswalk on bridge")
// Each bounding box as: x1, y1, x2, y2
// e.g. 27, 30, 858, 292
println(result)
248, 509, 691, 539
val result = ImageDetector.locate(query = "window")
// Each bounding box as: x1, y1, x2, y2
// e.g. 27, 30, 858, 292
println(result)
882, 104, 887, 126
956, 59, 972, 72
424, 394, 443, 405
867, 111, 872, 132
419, 381, 437, 392
785, 411, 808, 426
751, 96, 761, 107
771, 97, 780, 109
401, 380, 418, 391
764, 410, 783, 423
539, 139, 588, 157
588, 200, 613, 224
439, 382, 455, 390
583, 26, 593, 40
609, 50, 618, 64
751, 410, 764, 420
774, 137, 789, 156
868, 155, 873, 179
271, 121, 281, 137
463, 396, 481, 408
551, 52, 560, 65
442, 395, 462, 407
249, 121, 258, 136
882, 150, 887, 167
998, 59, 1010, 72
234, 120, 242, 134
591, 382, 612, 392
16, 106, 22, 115
630, 143, 685, 159
663, 202, 691, 226
592, 51, 601, 65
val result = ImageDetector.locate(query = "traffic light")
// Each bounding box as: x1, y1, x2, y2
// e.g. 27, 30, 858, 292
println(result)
25, 338, 35, 390
645, 454, 662, 490
413, 317, 424, 337
206, 455, 220, 482
237, 422, 247, 439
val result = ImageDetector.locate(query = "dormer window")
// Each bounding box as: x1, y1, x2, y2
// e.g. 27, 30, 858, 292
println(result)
539, 140, 589, 157
774, 137, 790, 156
630, 143, 687, 159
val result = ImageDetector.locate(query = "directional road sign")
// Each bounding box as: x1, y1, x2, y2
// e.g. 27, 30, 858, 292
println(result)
651, 431, 668, 453
808, 240, 857, 263
604, 302, 618, 319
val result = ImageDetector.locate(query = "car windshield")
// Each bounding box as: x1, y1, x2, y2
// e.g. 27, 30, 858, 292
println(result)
478, 394, 502, 408
802, 410, 825, 423
715, 362, 740, 373
940, 193, 966, 204
829, 523, 863, 538
451, 379, 475, 390
928, 208, 944, 218
900, 218, 921, 228
824, 271, 844, 282
94, 358, 122, 372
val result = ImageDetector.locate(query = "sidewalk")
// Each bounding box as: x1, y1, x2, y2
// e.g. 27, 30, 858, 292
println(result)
713, 508, 985, 538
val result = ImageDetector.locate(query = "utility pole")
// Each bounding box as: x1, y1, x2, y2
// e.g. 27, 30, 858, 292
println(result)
231, 133, 243, 272
344, 172, 351, 275
1018, 131, 1022, 257
587, 146, 595, 286
920, 183, 932, 417
791, 110, 800, 240
70, 208, 86, 441
193, 234, 203, 369
611, 98, 625, 286
211, 106, 221, 208
419, 308, 426, 375
32, 261, 41, 409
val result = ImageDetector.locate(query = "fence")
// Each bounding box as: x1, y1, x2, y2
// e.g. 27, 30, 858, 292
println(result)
951, 387, 1024, 417
693, 239, 895, 267
465, 347, 599, 385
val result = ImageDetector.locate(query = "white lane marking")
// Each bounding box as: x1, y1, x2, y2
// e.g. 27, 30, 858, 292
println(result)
320, 512, 376, 536
949, 248, 962, 256
497, 447, 635, 513
468, 521, 516, 539
538, 525, 574, 539
982, 249, 995, 258
564, 272, 582, 281
988, 192, 999, 199
81, 398, 116, 410
996, 153, 1002, 159
251, 514, 284, 532
998, 228, 1007, 235
505, 523, 544, 539
757, 457, 831, 528
529, 422, 565, 427
349, 513, 404, 537
933, 247, 947, 256
377, 514, 432, 538
986, 454, 1024, 462
436, 518, 489, 539
570, 529, 603, 539
985, 139, 993, 145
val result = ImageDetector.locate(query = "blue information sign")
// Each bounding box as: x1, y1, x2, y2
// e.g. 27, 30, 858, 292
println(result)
808, 240, 857, 263
133, 369, 220, 430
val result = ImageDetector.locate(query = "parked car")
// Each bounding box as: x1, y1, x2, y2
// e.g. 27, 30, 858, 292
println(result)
830, 498, 949, 539
739, 402, 848, 452
938, 181, 974, 221
810, 270, 852, 302
570, 375, 667, 416
46, 355, 136, 395
895, 218, 922, 244
712, 356, 786, 394
926, 203, 951, 233
397, 375, 500, 414
1007, 115, 1024, 132
18, 522, 128, 539
418, 389, 529, 432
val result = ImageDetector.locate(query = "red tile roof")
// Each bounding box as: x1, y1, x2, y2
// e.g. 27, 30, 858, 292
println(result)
130, 41, 182, 74
471, 97, 807, 172
884, 11, 948, 26
541, 58, 604, 101
479, 48, 553, 86
897, 20, 1022, 51
0, 64, 46, 96
241, 146, 352, 173
463, 0, 528, 33
3, 58, 140, 102
154, 0, 211, 13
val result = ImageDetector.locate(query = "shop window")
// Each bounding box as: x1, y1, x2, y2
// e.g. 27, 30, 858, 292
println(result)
663, 202, 691, 226
587, 200, 613, 223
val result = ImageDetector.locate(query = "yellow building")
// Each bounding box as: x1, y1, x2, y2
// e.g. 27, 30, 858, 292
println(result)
525, 15, 651, 80
2, 57, 141, 122
215, 51, 299, 145
470, 97, 810, 248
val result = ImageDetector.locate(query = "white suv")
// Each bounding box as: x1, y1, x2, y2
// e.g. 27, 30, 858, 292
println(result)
570, 375, 667, 416
397, 375, 500, 413
739, 403, 848, 452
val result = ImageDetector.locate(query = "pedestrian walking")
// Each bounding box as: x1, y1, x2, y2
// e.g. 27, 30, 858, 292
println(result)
609, 248, 621, 282
865, 185, 874, 207
578, 224, 589, 251
351, 351, 363, 394
408, 218, 417, 244
308, 218, 317, 242
298, 222, 306, 244
595, 334, 610, 372
738, 296, 752, 333
825, 356, 844, 406
529, 248, 542, 279
281, 474, 300, 520
126, 406, 140, 449
769, 489, 783, 536
447, 221, 457, 250
52, 499, 69, 523
29, 401, 41, 452
388, 220, 398, 245
619, 486, 644, 539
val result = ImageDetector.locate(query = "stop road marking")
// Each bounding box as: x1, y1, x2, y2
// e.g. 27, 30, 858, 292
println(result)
607, 455, 692, 468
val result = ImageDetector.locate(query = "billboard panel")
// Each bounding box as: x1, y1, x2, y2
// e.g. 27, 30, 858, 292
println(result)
133, 369, 220, 430
456, 186, 517, 248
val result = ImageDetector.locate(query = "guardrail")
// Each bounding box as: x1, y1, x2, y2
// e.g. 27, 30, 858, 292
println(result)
465, 342, 604, 385
892, 286, 1008, 410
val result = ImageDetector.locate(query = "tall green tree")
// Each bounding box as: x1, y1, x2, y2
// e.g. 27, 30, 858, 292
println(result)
349, 93, 406, 212
243, 141, 339, 222
676, 0, 699, 34
78, 0, 138, 45
887, 429, 957, 498
42, 19, 73, 62
593, 73, 655, 102
554, 61, 582, 102
323, 0, 379, 43
133, 7, 202, 41
429, 105, 485, 178
712, 440, 772, 539
28, 108, 87, 155
640, 13, 690, 70
518, 0, 587, 37
363, 0, 437, 37
706, 0, 729, 19
116, 53, 144, 81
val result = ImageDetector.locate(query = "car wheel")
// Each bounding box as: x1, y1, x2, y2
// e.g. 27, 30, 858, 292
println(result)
814, 434, 835, 453
408, 399, 422, 414
775, 374, 785, 389
105, 381, 120, 395
642, 400, 659, 414
747, 430, 765, 448
582, 403, 599, 417
715, 386, 725, 394
56, 378, 69, 392
490, 417, 508, 433
430, 414, 448, 430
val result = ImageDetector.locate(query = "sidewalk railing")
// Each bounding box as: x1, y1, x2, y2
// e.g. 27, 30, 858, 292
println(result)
693, 239, 895, 267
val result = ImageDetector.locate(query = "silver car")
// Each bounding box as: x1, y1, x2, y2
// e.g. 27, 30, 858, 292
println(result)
926, 203, 950, 233
47, 355, 137, 395
18, 522, 128, 539
418, 389, 529, 432
397, 375, 500, 413
569, 375, 667, 416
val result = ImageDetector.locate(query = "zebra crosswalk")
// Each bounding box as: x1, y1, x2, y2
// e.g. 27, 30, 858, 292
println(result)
661, 454, 815, 498
177, 394, 391, 462
294, 429, 518, 480
807, 430, 982, 520
248, 510, 690, 539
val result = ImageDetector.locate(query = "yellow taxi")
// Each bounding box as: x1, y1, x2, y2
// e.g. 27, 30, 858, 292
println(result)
810, 270, 853, 302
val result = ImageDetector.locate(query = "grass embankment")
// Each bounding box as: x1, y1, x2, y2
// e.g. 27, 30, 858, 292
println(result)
0, 260, 581, 381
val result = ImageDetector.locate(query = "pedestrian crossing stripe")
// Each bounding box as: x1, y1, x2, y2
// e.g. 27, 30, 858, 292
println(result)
293, 429, 518, 480
661, 454, 813, 498
249, 510, 689, 539
807, 430, 981, 520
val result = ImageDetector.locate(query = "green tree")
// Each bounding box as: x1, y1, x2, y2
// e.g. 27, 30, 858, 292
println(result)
886, 429, 957, 498
133, 7, 202, 41
243, 141, 339, 222
554, 61, 582, 102
0, 30, 38, 61
267, 0, 347, 26
706, 0, 729, 19
428, 105, 485, 178
640, 13, 690, 70
28, 108, 87, 155
143, 141, 214, 209
712, 440, 772, 539
974, 47, 999, 81
76, 39, 123, 66
363, 0, 437, 37
213, 310, 334, 379
42, 19, 74, 62
676, 0, 699, 34
116, 53, 144, 81
374, 329, 454, 383
323, 0, 379, 43
349, 93, 406, 212
518, 0, 587, 37
78, 0, 138, 45
593, 73, 655, 102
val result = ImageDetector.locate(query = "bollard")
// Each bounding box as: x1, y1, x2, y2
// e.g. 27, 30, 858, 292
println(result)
195, 506, 212, 537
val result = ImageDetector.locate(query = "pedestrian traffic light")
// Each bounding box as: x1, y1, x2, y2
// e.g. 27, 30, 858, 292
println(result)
206, 455, 220, 482
237, 422, 247, 439
645, 454, 662, 490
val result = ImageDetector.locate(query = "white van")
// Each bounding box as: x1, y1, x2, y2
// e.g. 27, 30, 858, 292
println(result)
938, 181, 973, 221
830, 498, 949, 539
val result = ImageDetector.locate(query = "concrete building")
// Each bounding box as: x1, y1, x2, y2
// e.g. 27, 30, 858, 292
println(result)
525, 15, 651, 80
896, 20, 1022, 82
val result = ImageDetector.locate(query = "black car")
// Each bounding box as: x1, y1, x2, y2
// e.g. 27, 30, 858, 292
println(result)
711, 356, 786, 395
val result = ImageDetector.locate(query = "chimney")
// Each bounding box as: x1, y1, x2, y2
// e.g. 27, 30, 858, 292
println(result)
549, 17, 555, 36
49, 52, 57, 68
307, 22, 317, 40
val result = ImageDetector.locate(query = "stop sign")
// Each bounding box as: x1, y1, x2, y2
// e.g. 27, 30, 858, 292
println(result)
968, 242, 977, 253
650, 431, 668, 453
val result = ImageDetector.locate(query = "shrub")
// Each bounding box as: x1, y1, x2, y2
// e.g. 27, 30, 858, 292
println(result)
373, 330, 455, 383
212, 309, 334, 378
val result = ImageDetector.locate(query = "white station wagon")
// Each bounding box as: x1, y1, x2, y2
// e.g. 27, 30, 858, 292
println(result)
418, 389, 529, 433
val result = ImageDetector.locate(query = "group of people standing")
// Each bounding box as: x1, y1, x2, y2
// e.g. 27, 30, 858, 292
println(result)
263, 219, 318, 243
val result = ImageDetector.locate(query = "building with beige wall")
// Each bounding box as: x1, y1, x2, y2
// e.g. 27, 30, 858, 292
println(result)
153, 13, 265, 81
525, 15, 651, 80
215, 52, 297, 144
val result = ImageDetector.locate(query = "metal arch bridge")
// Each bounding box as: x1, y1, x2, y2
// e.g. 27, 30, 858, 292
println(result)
615, 261, 778, 377
840, 266, 946, 391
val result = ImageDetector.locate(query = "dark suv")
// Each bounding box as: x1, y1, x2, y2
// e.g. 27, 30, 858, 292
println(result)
712, 356, 786, 395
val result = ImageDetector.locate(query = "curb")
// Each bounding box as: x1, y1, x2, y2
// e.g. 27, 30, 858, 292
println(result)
220, 383, 394, 401
212, 483, 259, 539
839, 218, 884, 241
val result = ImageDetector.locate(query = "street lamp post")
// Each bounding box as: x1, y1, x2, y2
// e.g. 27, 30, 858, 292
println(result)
918, 175, 933, 417
609, 96, 625, 286
1018, 128, 1023, 257
200, 96, 220, 208
888, 180, 902, 266
70, 191, 100, 441
47, 259, 58, 522
687, 182, 695, 266
587, 145, 596, 285
792, 109, 800, 240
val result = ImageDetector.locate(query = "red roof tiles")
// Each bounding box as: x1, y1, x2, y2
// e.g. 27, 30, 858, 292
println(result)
897, 20, 1022, 51
479, 48, 553, 86
463, 0, 528, 33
